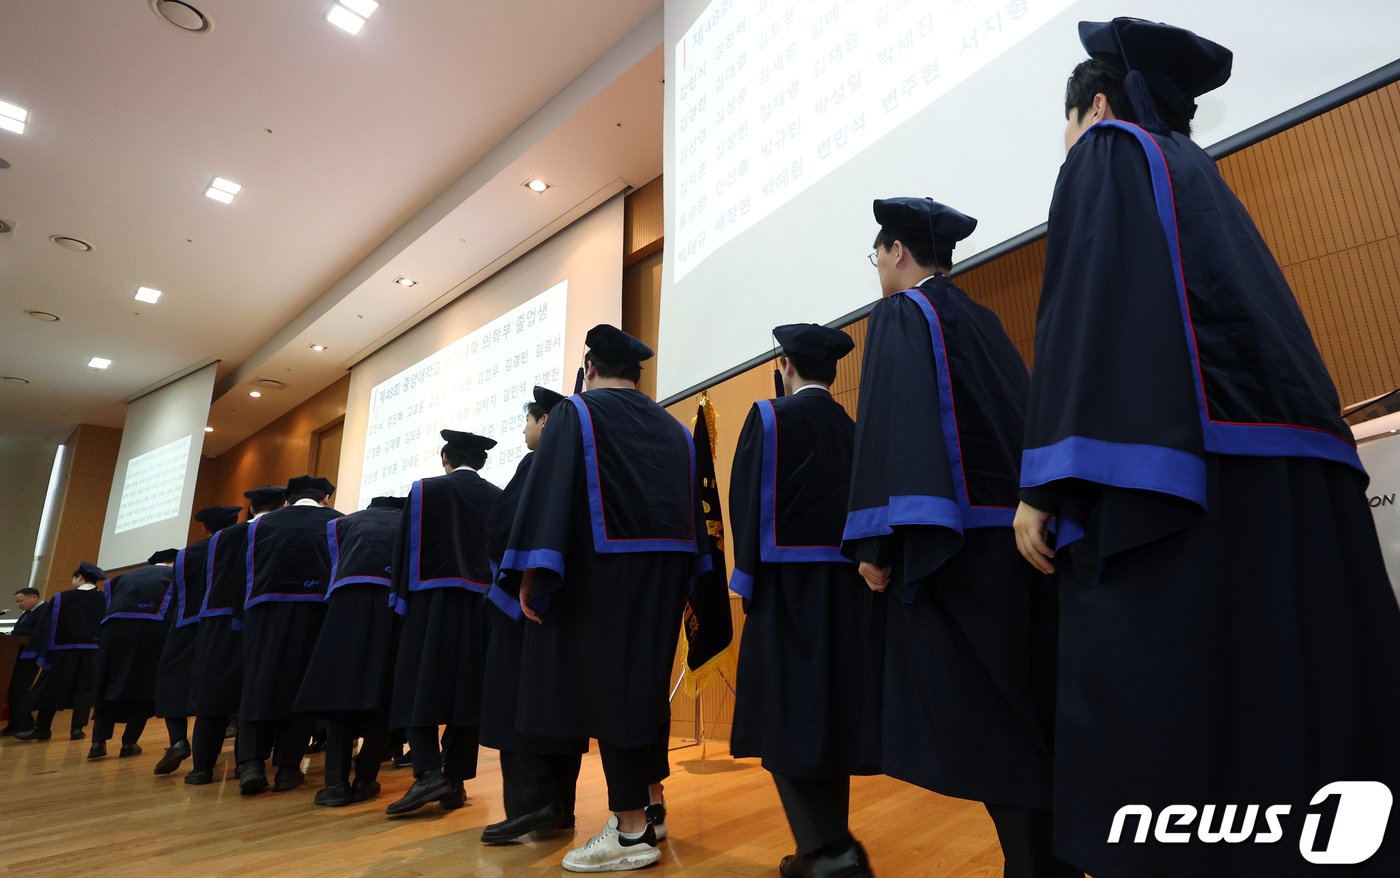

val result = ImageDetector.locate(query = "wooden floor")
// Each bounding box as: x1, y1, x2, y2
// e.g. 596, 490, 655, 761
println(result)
0, 713, 1008, 877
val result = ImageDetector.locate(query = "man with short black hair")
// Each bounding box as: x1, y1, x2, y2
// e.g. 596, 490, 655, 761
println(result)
186, 486, 286, 784
18, 562, 107, 742
500, 324, 708, 872
2, 587, 45, 736
236, 476, 341, 795
385, 430, 501, 816
89, 549, 178, 760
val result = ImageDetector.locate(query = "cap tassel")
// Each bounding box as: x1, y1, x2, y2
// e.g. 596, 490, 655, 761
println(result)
572, 366, 584, 395
1124, 69, 1169, 135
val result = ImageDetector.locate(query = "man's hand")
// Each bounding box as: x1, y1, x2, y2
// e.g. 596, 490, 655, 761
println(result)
518, 570, 543, 624
858, 561, 891, 593
1013, 501, 1056, 574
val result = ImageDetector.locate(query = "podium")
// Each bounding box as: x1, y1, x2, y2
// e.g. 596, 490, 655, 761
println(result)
0, 635, 30, 722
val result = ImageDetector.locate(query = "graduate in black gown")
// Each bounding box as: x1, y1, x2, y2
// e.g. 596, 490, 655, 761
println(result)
729, 324, 876, 878
185, 486, 284, 784
499, 324, 708, 873
294, 494, 405, 807
385, 430, 502, 816
846, 198, 1077, 878
1012, 19, 1400, 877
236, 476, 342, 795
2, 587, 46, 736
481, 385, 586, 844
17, 562, 106, 741
152, 505, 241, 776
89, 549, 177, 760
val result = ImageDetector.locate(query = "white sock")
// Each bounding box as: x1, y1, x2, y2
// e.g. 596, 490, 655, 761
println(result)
618, 825, 648, 841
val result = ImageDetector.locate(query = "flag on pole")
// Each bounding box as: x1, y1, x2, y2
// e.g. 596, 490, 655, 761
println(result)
681, 393, 735, 697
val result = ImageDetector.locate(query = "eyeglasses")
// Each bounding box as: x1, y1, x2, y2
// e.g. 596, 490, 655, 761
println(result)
867, 250, 879, 267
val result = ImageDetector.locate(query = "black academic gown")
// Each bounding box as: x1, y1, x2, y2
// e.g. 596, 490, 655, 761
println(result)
844, 276, 1057, 811
188, 522, 250, 716
388, 468, 501, 729
154, 539, 209, 718
239, 504, 342, 722
482, 453, 588, 756
1022, 120, 1400, 878
294, 505, 400, 715
27, 588, 104, 711
498, 388, 709, 748
95, 566, 174, 712
729, 389, 874, 780
5, 603, 45, 728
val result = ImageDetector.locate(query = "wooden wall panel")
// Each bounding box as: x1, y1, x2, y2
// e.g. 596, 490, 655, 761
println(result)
624, 175, 665, 259
42, 424, 121, 597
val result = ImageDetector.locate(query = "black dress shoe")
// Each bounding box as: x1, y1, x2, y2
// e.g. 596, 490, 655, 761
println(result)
807, 840, 873, 878
0, 727, 19, 736
119, 743, 143, 758
87, 742, 108, 760
273, 767, 306, 792
350, 779, 381, 803
238, 761, 269, 796
184, 770, 214, 785
314, 783, 352, 807
154, 740, 191, 775
440, 781, 466, 810
392, 751, 413, 769
780, 854, 812, 877
70, 729, 85, 741
481, 800, 565, 844
14, 729, 51, 741
385, 769, 450, 816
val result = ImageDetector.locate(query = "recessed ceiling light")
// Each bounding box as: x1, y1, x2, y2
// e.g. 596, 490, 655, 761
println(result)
204, 176, 241, 204
2, 376, 30, 384
308, 343, 328, 352
49, 235, 93, 252
88, 357, 112, 370
203, 426, 214, 432
134, 286, 163, 304
0, 219, 12, 235
24, 309, 61, 322
394, 276, 417, 287
524, 177, 551, 193
0, 99, 29, 135
152, 0, 212, 33
248, 390, 262, 398
326, 0, 377, 35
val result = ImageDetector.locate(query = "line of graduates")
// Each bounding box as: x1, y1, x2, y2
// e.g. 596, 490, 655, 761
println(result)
8, 16, 1400, 877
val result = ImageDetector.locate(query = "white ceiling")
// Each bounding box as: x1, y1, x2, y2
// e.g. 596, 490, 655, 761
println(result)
0, 0, 664, 454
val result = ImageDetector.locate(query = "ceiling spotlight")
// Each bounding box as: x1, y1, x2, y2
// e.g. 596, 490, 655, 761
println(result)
524, 177, 551, 193
248, 390, 262, 398
49, 235, 93, 252
203, 426, 214, 432
0, 99, 29, 135
394, 276, 417, 287
326, 0, 377, 35
88, 357, 112, 370
24, 309, 61, 322
204, 176, 242, 204
152, 0, 212, 33
134, 286, 163, 304
308, 343, 328, 352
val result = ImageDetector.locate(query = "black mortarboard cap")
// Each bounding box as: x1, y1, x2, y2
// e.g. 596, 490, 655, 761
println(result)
585, 324, 654, 367
147, 548, 179, 565
532, 386, 566, 411
368, 496, 408, 510
439, 430, 497, 454
194, 505, 241, 530
873, 197, 978, 254
74, 561, 106, 582
773, 324, 856, 363
243, 485, 287, 506
1078, 18, 1232, 132
286, 475, 335, 496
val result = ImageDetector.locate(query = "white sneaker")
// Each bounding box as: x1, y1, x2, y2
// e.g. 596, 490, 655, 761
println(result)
561, 815, 661, 872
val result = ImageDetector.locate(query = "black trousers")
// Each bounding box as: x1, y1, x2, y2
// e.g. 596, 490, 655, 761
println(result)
93, 700, 152, 746
237, 714, 314, 769
984, 804, 1084, 878
772, 773, 852, 855
164, 716, 188, 747
323, 711, 391, 787
4, 659, 38, 732
406, 724, 480, 782
597, 720, 671, 812
192, 715, 231, 773
500, 750, 583, 819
